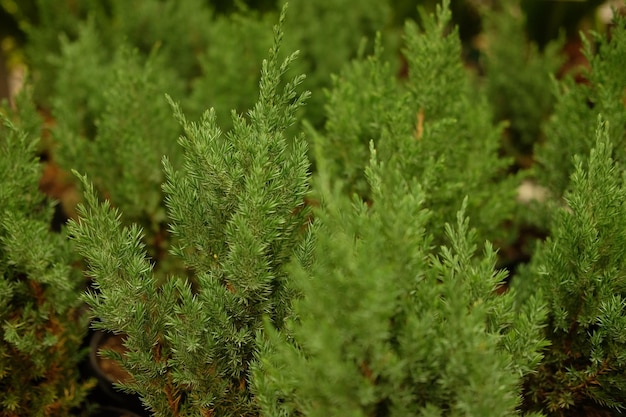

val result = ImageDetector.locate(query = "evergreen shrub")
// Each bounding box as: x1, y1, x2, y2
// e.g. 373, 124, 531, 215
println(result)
0, 95, 93, 417
311, 0, 518, 248
253, 142, 548, 417
68, 7, 314, 416
518, 119, 626, 415
1, 1, 626, 416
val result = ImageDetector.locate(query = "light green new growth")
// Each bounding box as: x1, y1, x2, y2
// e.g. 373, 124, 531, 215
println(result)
69, 6, 313, 416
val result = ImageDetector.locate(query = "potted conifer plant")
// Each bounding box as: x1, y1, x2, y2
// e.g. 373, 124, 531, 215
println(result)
513, 13, 626, 414
3, 1, 626, 416
69, 7, 314, 416
253, 3, 548, 415
0, 96, 93, 416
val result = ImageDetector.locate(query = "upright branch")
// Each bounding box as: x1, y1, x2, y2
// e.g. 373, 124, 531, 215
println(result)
70, 5, 314, 416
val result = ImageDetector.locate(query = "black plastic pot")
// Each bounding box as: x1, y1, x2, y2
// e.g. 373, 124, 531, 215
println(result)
87, 330, 146, 416
91, 405, 143, 417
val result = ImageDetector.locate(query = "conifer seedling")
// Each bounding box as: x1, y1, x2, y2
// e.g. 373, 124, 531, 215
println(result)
69, 6, 314, 416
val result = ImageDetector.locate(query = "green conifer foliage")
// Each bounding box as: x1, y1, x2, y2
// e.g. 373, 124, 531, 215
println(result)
188, 8, 275, 130
0, 102, 92, 416
189, 0, 393, 131
401, 1, 518, 246
103, 0, 213, 82
519, 119, 626, 415
282, 0, 392, 127
314, 0, 517, 246
311, 34, 398, 199
536, 12, 626, 198
69, 8, 313, 416
46, 19, 110, 139
24, 0, 213, 107
253, 140, 547, 417
481, 0, 563, 163
22, 0, 395, 135
50, 30, 183, 268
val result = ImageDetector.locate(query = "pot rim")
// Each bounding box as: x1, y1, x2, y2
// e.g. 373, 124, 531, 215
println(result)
88, 330, 132, 385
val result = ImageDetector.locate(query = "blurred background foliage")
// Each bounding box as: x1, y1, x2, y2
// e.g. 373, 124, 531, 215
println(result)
0, 0, 615, 70
0, 0, 616, 106
0, 0, 616, 119
0, 0, 621, 273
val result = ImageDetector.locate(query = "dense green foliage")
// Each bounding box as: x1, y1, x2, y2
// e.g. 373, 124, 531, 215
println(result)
68, 9, 313, 416
50, 30, 182, 267
254, 137, 547, 417
0, 1, 625, 416
22, 0, 390, 130
481, 0, 563, 163
0, 97, 92, 416
518, 119, 626, 415
312, 1, 518, 248
14, 0, 391, 273
536, 12, 626, 198
253, 5, 550, 416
